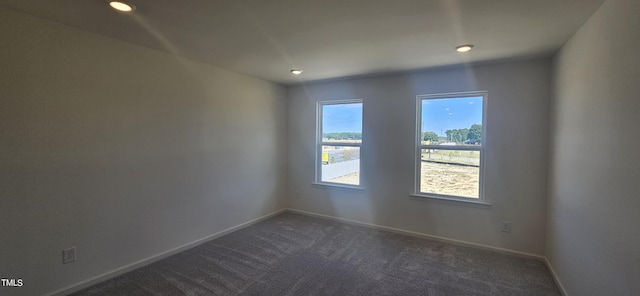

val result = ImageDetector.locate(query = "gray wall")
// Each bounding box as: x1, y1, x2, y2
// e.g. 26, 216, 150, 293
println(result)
0, 7, 287, 296
288, 59, 551, 255
548, 0, 640, 294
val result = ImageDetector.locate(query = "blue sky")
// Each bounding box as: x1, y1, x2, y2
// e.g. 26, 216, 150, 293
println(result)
322, 103, 362, 133
321, 97, 482, 135
422, 97, 483, 136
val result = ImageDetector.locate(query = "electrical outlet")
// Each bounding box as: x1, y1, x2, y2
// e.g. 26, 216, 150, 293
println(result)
501, 221, 511, 233
63, 247, 76, 264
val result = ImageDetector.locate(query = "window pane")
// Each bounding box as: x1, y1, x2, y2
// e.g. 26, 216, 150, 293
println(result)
420, 149, 480, 198
421, 97, 482, 146
321, 146, 360, 185
322, 103, 362, 144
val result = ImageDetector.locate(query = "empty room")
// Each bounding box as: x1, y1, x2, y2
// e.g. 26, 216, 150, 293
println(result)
1, 0, 638, 295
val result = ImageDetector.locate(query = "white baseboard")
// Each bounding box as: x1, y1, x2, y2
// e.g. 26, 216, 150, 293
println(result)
544, 258, 568, 296
284, 209, 572, 295
48, 209, 287, 296
285, 208, 545, 260
47, 208, 567, 296
286, 208, 575, 294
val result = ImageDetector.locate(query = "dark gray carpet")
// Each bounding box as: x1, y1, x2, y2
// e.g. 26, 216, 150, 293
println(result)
70, 212, 561, 296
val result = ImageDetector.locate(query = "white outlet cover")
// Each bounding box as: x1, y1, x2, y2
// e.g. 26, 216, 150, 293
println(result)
501, 221, 511, 233
63, 247, 76, 264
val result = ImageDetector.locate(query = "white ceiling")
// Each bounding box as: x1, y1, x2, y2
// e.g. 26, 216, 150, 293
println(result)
0, 0, 604, 85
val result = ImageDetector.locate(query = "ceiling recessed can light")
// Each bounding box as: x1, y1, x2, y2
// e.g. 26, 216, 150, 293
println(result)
455, 44, 474, 53
456, 44, 473, 52
290, 69, 303, 75
107, 1, 136, 12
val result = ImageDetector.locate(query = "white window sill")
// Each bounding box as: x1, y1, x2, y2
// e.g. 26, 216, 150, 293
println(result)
313, 182, 365, 191
410, 193, 492, 207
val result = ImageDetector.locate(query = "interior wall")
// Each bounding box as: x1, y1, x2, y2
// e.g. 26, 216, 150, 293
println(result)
0, 7, 287, 296
287, 59, 551, 255
548, 0, 640, 294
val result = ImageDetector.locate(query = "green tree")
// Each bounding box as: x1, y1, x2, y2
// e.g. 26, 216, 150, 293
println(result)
323, 132, 362, 140
459, 128, 469, 143
467, 124, 482, 144
445, 128, 469, 143
445, 130, 454, 142
422, 131, 439, 143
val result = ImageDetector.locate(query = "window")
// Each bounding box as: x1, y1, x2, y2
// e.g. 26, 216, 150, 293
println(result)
316, 100, 363, 188
415, 92, 486, 202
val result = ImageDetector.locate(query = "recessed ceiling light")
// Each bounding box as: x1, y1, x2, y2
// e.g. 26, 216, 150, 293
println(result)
290, 69, 303, 75
107, 1, 136, 12
455, 44, 474, 53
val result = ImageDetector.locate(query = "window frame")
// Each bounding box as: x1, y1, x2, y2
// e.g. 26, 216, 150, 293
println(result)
413, 91, 489, 204
315, 99, 364, 189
